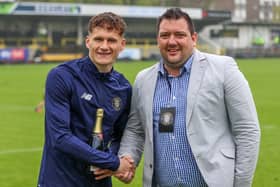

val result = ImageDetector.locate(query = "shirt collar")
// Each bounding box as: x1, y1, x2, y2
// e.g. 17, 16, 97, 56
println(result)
158, 54, 194, 76
84, 56, 114, 80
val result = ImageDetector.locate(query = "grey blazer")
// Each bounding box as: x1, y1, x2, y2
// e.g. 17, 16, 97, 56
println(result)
119, 49, 260, 187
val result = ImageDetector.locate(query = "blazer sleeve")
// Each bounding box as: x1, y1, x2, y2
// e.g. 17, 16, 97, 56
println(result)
118, 74, 145, 166
223, 57, 261, 187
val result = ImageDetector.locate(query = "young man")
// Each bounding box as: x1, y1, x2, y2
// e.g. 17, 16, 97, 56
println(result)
117, 8, 260, 187
37, 12, 133, 187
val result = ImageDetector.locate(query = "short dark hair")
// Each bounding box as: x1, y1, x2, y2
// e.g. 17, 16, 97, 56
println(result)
156, 8, 195, 35
88, 12, 127, 36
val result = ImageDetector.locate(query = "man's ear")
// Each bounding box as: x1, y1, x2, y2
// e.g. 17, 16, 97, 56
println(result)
85, 36, 90, 49
156, 35, 160, 48
192, 32, 198, 47
120, 38, 126, 51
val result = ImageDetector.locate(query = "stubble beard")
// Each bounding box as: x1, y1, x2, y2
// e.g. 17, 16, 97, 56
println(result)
163, 57, 186, 70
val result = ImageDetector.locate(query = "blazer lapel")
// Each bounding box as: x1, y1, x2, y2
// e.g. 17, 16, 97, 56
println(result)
186, 50, 208, 129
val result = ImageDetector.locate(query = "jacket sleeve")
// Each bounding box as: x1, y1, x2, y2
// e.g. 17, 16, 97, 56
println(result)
224, 58, 261, 187
109, 86, 132, 155
45, 68, 120, 171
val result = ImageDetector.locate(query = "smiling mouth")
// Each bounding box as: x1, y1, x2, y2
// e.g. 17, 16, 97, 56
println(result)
168, 47, 180, 51
167, 49, 179, 55
98, 52, 111, 56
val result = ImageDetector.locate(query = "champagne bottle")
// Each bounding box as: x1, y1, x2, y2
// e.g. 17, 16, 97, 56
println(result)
90, 108, 105, 172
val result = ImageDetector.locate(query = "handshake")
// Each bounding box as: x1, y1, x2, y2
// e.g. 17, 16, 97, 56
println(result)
94, 155, 136, 184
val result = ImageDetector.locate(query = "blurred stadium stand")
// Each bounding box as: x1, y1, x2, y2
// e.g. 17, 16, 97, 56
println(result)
0, 0, 280, 63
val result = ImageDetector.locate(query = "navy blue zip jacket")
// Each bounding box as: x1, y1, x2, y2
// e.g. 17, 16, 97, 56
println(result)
37, 56, 132, 187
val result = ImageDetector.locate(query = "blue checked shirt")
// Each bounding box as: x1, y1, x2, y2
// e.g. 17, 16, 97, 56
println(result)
153, 55, 207, 187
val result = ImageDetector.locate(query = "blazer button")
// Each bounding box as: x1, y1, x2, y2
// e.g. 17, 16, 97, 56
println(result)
149, 164, 153, 169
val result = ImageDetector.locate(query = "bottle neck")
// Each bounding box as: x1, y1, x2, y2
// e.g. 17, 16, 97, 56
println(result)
94, 117, 103, 133
93, 108, 104, 133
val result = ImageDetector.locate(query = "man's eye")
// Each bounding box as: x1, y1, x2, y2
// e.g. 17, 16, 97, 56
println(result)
108, 39, 117, 43
175, 33, 187, 38
160, 34, 169, 39
94, 38, 103, 42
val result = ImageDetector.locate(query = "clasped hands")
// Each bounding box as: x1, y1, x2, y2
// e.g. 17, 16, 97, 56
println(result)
94, 155, 135, 183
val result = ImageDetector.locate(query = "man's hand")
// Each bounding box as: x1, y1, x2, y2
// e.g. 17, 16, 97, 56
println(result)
94, 168, 113, 180
94, 155, 135, 183
114, 155, 135, 183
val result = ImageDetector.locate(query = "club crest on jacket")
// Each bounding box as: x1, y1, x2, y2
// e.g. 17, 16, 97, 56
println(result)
112, 97, 121, 111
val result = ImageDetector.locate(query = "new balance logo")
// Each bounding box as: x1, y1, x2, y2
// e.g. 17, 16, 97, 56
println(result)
81, 92, 92, 101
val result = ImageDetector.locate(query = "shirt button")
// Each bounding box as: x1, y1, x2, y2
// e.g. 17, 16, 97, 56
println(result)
149, 164, 153, 169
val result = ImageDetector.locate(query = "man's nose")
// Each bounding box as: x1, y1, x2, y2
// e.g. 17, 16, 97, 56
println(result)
100, 40, 109, 49
168, 35, 177, 44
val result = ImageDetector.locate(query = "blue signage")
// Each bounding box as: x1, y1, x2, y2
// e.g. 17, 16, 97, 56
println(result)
0, 48, 29, 63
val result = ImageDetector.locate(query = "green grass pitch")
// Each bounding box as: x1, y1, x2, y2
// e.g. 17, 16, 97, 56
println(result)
0, 58, 279, 187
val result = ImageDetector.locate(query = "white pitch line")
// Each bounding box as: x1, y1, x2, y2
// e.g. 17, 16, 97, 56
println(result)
0, 147, 42, 155
261, 124, 278, 129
